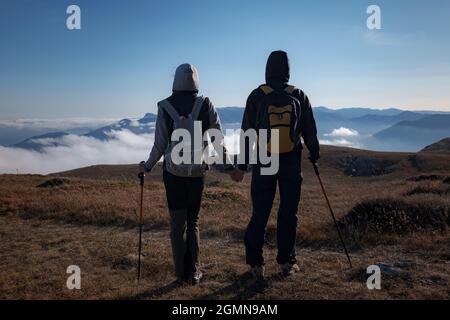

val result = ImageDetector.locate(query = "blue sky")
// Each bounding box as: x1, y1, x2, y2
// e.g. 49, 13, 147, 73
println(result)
1, 0, 450, 118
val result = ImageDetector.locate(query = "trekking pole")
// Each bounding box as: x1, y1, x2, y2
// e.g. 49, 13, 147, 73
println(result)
137, 164, 145, 282
312, 162, 353, 268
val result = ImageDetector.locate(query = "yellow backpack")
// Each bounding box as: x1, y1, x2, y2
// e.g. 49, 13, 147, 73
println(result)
257, 85, 300, 154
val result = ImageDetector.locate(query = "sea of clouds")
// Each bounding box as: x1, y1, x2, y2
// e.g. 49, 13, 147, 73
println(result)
0, 129, 244, 175
0, 130, 153, 174
0, 118, 363, 174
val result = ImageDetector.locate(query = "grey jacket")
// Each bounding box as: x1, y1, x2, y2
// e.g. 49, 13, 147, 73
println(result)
144, 92, 233, 173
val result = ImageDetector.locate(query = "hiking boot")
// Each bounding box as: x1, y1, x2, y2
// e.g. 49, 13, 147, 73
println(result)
250, 265, 265, 281
280, 263, 300, 277
190, 270, 203, 285
175, 277, 187, 285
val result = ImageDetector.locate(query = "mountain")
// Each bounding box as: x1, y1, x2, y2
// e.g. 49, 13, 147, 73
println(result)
314, 107, 403, 119
351, 111, 424, 125
0, 118, 119, 146
7, 107, 450, 153
217, 107, 243, 124
9, 109, 243, 150
375, 114, 450, 135
420, 137, 450, 153
373, 115, 450, 151
10, 113, 158, 149
84, 108, 245, 141
85, 113, 157, 140
12, 132, 70, 151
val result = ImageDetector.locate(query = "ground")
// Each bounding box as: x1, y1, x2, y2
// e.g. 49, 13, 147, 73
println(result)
0, 145, 449, 299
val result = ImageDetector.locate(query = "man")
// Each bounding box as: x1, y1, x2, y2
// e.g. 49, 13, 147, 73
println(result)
139, 63, 235, 285
235, 51, 320, 280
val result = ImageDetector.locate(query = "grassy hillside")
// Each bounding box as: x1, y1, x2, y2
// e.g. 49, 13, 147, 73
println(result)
1, 145, 449, 299
421, 138, 450, 154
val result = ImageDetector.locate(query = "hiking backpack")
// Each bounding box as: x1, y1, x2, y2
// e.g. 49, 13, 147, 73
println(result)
158, 96, 208, 177
256, 85, 301, 154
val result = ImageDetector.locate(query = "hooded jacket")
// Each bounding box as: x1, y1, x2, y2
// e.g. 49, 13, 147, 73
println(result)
239, 51, 320, 170
144, 64, 232, 173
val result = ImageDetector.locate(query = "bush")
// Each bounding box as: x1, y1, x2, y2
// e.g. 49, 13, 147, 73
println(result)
339, 198, 449, 241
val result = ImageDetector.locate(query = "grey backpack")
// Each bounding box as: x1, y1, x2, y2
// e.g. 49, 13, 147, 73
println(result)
159, 97, 208, 177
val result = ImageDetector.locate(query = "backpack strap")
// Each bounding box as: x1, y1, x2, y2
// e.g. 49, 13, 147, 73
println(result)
285, 85, 296, 94
158, 99, 180, 122
261, 85, 297, 95
260, 85, 274, 95
191, 96, 205, 120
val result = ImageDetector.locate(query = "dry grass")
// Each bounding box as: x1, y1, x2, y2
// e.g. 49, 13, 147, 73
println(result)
1, 146, 450, 300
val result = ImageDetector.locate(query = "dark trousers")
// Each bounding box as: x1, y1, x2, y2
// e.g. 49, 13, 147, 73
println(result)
245, 153, 302, 267
163, 170, 204, 279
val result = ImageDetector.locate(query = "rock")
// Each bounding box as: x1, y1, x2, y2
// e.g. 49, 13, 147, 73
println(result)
393, 260, 416, 269
36, 178, 68, 188
376, 263, 410, 278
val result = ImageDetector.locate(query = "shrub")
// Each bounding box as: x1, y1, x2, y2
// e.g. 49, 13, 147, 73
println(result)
339, 198, 449, 241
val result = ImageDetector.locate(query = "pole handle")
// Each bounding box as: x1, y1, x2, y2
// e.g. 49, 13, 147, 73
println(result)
312, 162, 320, 176
139, 161, 146, 186
138, 173, 145, 186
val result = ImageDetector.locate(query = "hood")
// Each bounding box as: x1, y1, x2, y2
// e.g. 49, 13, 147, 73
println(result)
172, 63, 199, 92
265, 51, 290, 86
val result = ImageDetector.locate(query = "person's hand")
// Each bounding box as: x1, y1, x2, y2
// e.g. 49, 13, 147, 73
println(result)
308, 154, 320, 164
138, 161, 146, 176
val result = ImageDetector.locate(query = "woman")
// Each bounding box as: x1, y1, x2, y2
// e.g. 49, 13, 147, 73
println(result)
139, 63, 235, 285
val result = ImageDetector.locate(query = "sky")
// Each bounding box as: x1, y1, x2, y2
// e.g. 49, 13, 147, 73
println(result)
1, 0, 450, 119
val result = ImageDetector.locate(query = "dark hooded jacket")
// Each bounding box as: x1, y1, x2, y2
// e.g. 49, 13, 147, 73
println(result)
239, 51, 320, 170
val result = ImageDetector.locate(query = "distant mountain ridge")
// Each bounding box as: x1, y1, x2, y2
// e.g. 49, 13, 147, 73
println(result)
373, 115, 450, 151
12, 132, 70, 151
314, 106, 403, 118
351, 111, 424, 124
85, 113, 157, 140
8, 107, 450, 152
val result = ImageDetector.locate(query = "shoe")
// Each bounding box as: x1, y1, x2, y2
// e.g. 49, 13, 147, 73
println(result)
190, 270, 203, 285
280, 263, 300, 277
250, 265, 265, 281
175, 277, 187, 285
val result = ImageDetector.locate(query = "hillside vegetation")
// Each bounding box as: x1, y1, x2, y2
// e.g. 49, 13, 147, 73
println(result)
1, 145, 449, 299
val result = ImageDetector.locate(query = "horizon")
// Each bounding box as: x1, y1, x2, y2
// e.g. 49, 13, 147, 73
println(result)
1, 105, 449, 122
1, 0, 450, 118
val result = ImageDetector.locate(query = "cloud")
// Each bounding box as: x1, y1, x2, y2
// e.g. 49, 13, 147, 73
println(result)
0, 130, 153, 174
319, 138, 360, 148
321, 127, 362, 148
0, 118, 121, 131
0, 129, 243, 174
6, 126, 366, 174
222, 130, 241, 155
325, 127, 359, 137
